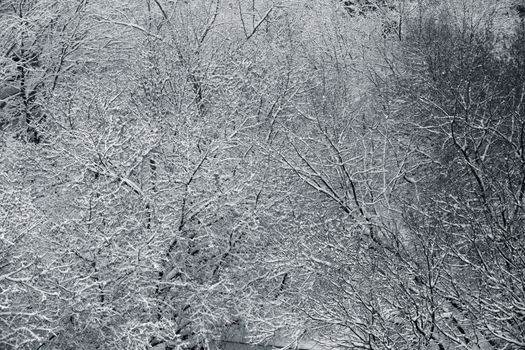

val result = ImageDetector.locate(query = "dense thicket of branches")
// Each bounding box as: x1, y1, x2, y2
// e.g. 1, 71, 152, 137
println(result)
1, 0, 524, 349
